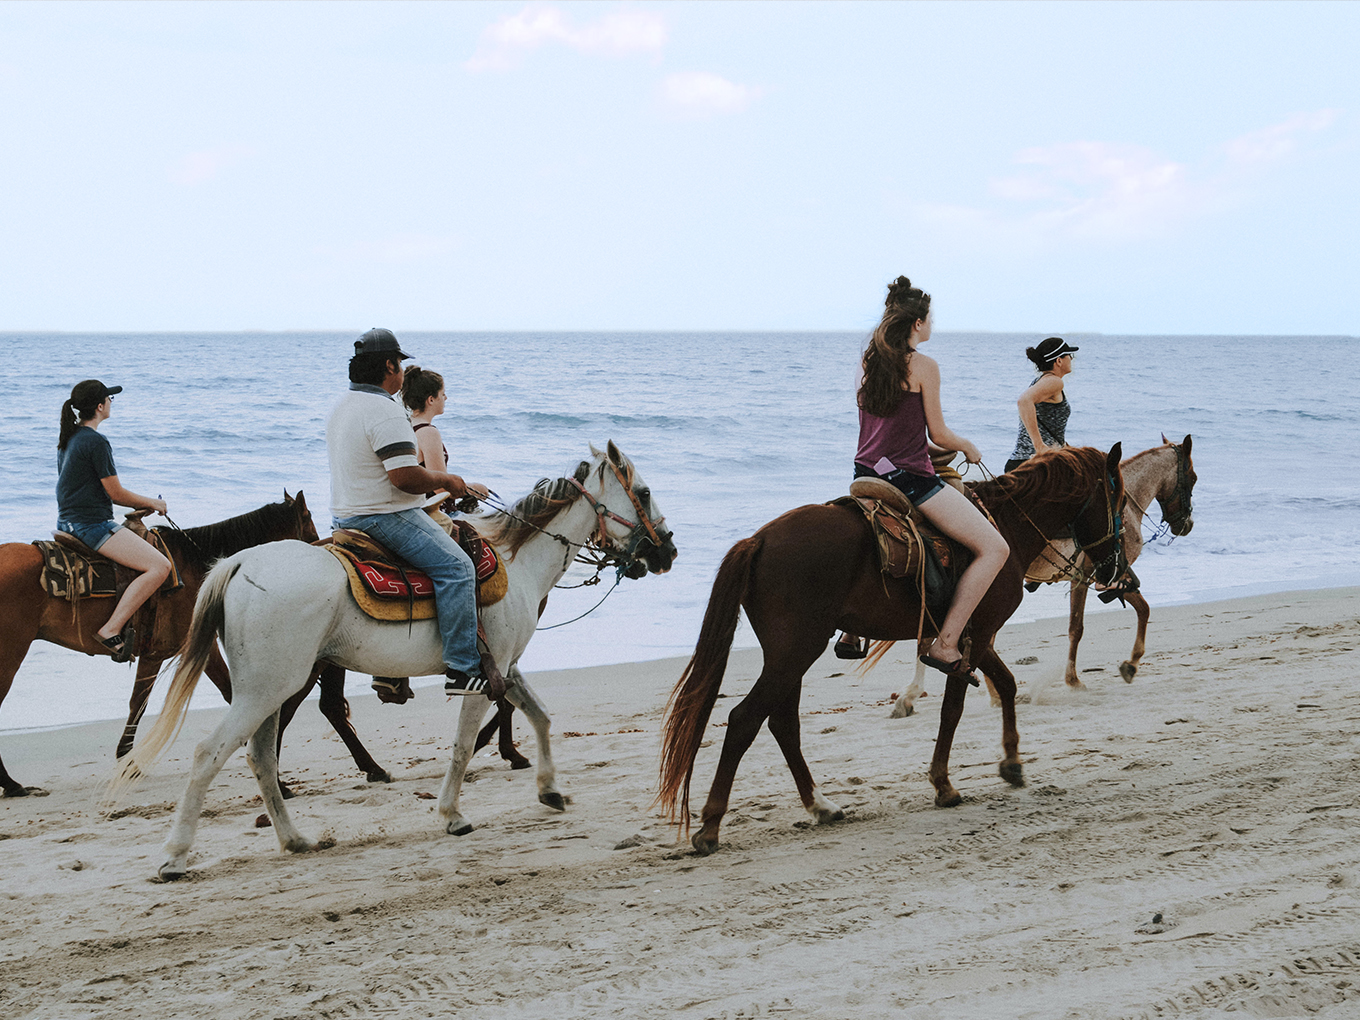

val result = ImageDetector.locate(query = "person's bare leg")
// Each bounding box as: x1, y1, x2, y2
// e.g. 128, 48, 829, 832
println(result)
914, 486, 1009, 664
94, 529, 171, 642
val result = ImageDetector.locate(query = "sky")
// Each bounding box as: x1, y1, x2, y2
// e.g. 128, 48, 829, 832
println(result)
0, 1, 1355, 335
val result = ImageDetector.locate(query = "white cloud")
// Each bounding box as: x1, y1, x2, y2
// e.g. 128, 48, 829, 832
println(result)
313, 233, 458, 264
1224, 109, 1339, 164
168, 145, 256, 186
659, 71, 758, 119
465, 5, 666, 72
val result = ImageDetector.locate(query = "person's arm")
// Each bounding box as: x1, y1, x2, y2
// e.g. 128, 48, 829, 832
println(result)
387, 465, 489, 501
100, 476, 167, 514
911, 355, 982, 464
1016, 376, 1064, 454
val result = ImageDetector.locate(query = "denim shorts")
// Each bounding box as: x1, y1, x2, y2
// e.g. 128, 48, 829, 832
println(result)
853, 463, 946, 505
56, 518, 122, 552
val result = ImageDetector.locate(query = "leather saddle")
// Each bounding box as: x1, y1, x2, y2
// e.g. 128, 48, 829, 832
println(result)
832, 477, 974, 609
36, 513, 181, 603
326, 521, 507, 623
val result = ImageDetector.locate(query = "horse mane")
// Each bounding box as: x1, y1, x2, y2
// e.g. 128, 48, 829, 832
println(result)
154, 499, 297, 568
479, 453, 637, 559
971, 447, 1108, 508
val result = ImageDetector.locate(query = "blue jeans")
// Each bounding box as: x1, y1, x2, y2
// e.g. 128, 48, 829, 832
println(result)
333, 507, 480, 675
56, 518, 122, 552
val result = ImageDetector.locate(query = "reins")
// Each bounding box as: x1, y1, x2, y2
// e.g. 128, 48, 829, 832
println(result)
967, 457, 1125, 587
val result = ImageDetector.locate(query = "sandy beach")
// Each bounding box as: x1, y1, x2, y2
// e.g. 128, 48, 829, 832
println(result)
3, 586, 1359, 1019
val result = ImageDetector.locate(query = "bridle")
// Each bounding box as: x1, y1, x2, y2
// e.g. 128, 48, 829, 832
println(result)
1071, 463, 1126, 587
1157, 442, 1194, 533
566, 461, 670, 576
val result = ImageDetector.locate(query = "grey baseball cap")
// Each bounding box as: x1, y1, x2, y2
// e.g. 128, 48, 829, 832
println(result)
354, 327, 413, 360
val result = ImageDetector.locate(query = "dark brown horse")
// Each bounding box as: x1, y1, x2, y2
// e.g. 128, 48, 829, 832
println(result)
658, 445, 1126, 855
0, 492, 318, 797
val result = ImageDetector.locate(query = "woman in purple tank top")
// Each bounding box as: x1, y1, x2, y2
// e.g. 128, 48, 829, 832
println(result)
848, 277, 1009, 677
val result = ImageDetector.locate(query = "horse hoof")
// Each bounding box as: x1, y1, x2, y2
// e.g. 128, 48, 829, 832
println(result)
814, 807, 846, 824
935, 789, 962, 808
999, 762, 1026, 788
507, 756, 532, 770
278, 783, 295, 801
1120, 662, 1137, 683
158, 863, 188, 882
539, 791, 567, 812
3, 784, 32, 798
284, 838, 319, 854
691, 833, 720, 855
448, 821, 474, 836
366, 769, 394, 784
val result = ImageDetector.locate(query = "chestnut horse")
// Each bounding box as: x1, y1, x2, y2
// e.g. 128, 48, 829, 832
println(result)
0, 493, 318, 796
658, 445, 1125, 855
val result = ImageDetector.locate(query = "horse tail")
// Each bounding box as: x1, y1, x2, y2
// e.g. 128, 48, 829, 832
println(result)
106, 558, 240, 800
656, 535, 760, 831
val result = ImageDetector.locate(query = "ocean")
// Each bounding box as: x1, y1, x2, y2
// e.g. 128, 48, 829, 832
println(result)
2, 330, 1358, 733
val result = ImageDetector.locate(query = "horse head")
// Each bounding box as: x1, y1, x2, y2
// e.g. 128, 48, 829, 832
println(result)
282, 490, 321, 544
1072, 443, 1127, 588
586, 440, 677, 578
1156, 434, 1196, 536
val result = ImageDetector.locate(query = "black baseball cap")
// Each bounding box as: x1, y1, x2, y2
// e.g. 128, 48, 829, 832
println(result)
70, 379, 123, 405
354, 327, 413, 360
1034, 336, 1079, 362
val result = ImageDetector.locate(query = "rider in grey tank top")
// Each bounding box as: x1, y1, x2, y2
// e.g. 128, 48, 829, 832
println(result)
1006, 336, 1078, 472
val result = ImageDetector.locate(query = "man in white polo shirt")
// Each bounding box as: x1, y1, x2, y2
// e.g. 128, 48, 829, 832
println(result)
328, 328, 503, 697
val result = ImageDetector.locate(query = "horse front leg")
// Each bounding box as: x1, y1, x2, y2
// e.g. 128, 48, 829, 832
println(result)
505, 669, 562, 810
118, 657, 162, 759
246, 710, 316, 853
766, 693, 842, 825
928, 673, 974, 807
160, 700, 282, 880
1120, 592, 1151, 682
1065, 581, 1090, 688
976, 643, 1024, 789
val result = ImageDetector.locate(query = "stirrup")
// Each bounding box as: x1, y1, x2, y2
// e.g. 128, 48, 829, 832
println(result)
833, 634, 868, 659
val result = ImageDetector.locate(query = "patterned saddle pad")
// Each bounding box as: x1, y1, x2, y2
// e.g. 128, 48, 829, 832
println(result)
326, 524, 508, 622
34, 530, 181, 602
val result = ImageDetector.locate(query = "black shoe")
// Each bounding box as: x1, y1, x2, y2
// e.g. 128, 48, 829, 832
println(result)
444, 668, 488, 696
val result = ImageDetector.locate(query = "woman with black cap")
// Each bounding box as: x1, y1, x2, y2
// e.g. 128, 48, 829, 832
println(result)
56, 379, 170, 662
1005, 336, 1078, 473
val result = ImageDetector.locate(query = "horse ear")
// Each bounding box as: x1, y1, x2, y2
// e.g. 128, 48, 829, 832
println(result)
1181, 434, 1192, 455
589, 442, 603, 459
284, 489, 293, 502
1161, 432, 1169, 445
1106, 442, 1122, 474
606, 439, 622, 466
295, 490, 307, 509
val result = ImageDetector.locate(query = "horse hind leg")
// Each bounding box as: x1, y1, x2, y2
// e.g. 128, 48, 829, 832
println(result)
889, 660, 928, 719
0, 633, 39, 797
767, 696, 843, 826
1120, 592, 1151, 682
159, 699, 286, 880
976, 643, 1024, 790
246, 710, 317, 854
118, 658, 162, 760
693, 657, 809, 856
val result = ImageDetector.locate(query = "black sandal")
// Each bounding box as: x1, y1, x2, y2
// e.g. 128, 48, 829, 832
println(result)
918, 652, 978, 685
99, 626, 135, 664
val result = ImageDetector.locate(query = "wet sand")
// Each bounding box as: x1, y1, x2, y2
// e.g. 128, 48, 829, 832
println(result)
3, 587, 1359, 1019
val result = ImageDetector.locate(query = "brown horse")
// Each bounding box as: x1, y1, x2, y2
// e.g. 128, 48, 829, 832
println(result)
658, 445, 1126, 855
0, 492, 319, 797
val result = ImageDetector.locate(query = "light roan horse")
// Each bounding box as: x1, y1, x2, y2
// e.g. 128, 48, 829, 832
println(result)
117, 443, 675, 880
0, 493, 318, 797
890, 435, 1197, 715
658, 445, 1125, 855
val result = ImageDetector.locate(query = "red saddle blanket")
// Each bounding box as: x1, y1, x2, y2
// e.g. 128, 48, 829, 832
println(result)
331, 527, 499, 602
